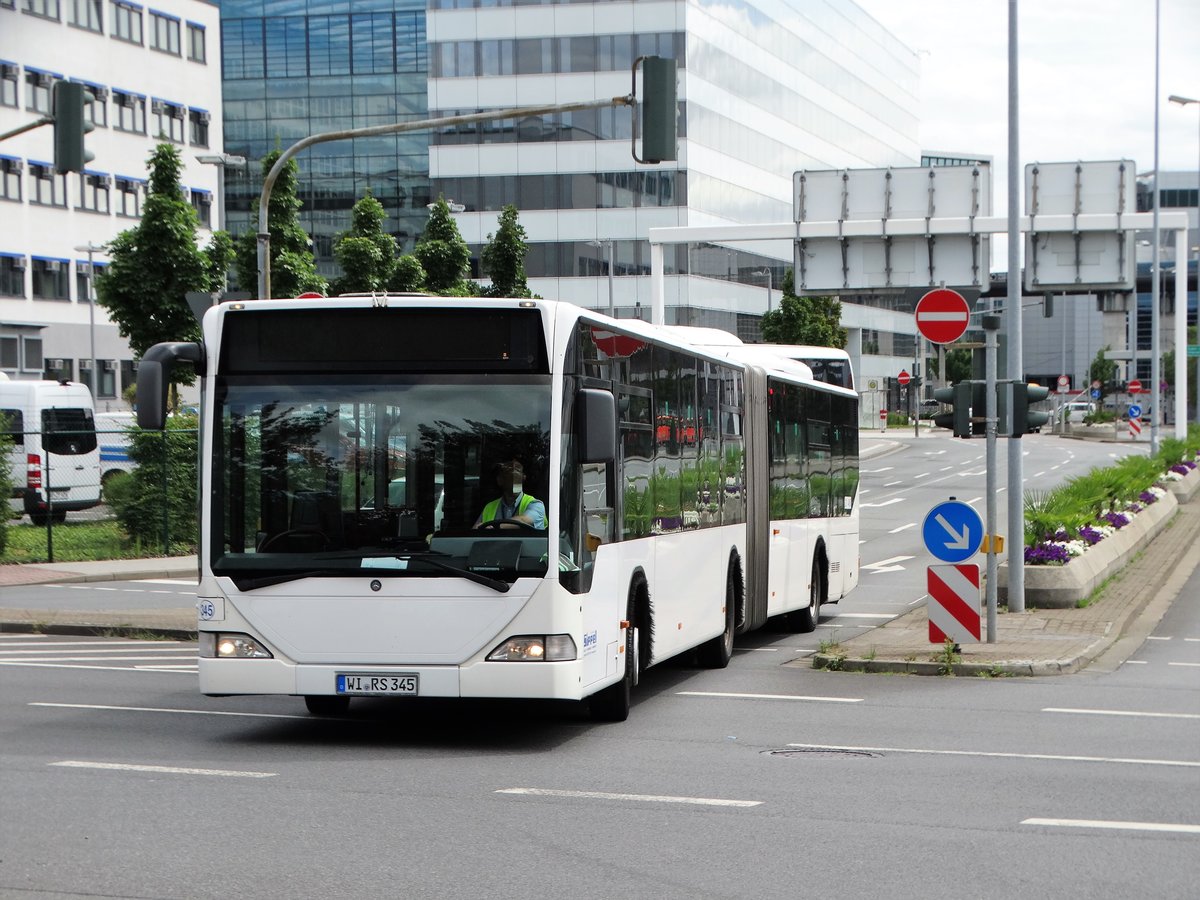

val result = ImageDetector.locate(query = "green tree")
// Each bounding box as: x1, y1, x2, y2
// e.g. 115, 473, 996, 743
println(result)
759, 270, 847, 347
481, 204, 531, 298
388, 254, 427, 293
233, 150, 326, 299
415, 195, 471, 294
945, 348, 973, 383
106, 414, 199, 551
331, 190, 397, 295
96, 144, 230, 380
1089, 345, 1120, 400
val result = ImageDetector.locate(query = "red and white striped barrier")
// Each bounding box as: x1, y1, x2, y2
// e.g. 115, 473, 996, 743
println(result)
928, 564, 982, 644
1129, 417, 1142, 438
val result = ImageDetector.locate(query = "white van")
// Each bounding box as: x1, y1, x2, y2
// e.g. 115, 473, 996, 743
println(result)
0, 377, 102, 524
94, 410, 137, 486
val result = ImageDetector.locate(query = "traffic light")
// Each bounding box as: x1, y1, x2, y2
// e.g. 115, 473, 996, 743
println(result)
53, 81, 94, 174
933, 382, 971, 438
638, 56, 677, 163
970, 381, 989, 436
1011, 383, 1051, 436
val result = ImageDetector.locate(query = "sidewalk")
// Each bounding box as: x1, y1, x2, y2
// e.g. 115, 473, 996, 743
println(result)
0, 556, 198, 636
808, 498, 1200, 675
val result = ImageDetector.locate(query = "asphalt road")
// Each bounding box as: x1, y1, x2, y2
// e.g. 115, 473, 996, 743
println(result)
1, 433, 1195, 899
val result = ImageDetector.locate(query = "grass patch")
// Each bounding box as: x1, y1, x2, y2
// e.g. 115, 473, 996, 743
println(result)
0, 521, 192, 564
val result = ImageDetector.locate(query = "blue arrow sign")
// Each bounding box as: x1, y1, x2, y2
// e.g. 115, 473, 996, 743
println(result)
1090, 388, 1101, 400
922, 500, 984, 563
1128, 404, 1142, 419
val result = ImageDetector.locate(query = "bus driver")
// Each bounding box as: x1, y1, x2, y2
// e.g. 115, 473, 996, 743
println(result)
474, 459, 546, 530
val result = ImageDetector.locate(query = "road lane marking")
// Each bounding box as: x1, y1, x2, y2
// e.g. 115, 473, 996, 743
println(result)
31, 702, 305, 719
0, 663, 196, 674
828, 613, 894, 619
1021, 818, 1200, 835
51, 760, 275, 779
495, 788, 761, 808
0, 655, 195, 662
785, 742, 1200, 768
884, 480, 903, 487
888, 523, 916, 533
862, 467, 894, 474
0, 640, 188, 649
678, 691, 863, 703
1168, 662, 1200, 668
1146, 636, 1172, 640
860, 498, 903, 508
1043, 707, 1200, 721
913, 472, 929, 479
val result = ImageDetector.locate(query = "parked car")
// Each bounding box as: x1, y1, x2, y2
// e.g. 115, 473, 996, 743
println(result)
1062, 401, 1096, 424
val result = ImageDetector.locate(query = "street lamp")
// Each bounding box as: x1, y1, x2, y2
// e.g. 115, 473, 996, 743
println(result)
587, 239, 615, 318
195, 152, 247, 233
1168, 93, 1200, 426
752, 267, 773, 313
73, 242, 106, 398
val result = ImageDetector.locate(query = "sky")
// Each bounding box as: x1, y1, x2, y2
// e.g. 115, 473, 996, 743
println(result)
854, 0, 1200, 194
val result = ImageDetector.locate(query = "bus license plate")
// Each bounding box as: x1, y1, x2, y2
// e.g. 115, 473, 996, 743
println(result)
336, 673, 419, 696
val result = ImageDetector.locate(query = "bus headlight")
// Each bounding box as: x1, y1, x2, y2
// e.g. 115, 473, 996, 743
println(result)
487, 634, 577, 662
199, 632, 273, 659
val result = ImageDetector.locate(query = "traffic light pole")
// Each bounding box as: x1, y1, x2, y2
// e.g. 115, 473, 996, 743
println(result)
982, 314, 1001, 641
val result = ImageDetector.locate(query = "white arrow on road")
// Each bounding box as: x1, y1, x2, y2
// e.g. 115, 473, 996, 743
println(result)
862, 555, 914, 574
934, 514, 971, 549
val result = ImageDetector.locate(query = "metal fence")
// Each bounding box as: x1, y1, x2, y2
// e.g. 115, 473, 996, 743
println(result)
2, 425, 198, 563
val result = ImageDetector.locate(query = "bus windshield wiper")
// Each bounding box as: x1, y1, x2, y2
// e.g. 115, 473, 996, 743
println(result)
228, 555, 509, 593
230, 569, 345, 591
312, 550, 511, 593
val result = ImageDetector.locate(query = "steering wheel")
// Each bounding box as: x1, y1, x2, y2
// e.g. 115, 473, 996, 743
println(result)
477, 518, 539, 532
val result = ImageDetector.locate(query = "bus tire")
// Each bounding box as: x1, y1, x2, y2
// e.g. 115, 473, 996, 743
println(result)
304, 695, 350, 717
790, 557, 823, 633
696, 556, 738, 668
589, 585, 643, 722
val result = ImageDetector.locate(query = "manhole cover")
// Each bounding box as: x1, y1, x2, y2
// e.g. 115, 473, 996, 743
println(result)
763, 748, 881, 759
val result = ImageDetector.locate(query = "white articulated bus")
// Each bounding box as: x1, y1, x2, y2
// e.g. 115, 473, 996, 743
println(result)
138, 296, 859, 721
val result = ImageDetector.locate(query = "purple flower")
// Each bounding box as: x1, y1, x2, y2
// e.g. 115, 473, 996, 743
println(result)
1139, 490, 1158, 504
1078, 526, 1105, 545
1171, 464, 1191, 476
1025, 543, 1071, 565
1103, 511, 1130, 528
1051, 529, 1073, 542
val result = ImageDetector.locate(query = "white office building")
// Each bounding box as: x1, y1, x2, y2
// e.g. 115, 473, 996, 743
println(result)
426, 0, 921, 334
0, 0, 223, 404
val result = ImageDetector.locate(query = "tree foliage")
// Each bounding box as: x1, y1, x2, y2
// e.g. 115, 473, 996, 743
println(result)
945, 348, 973, 384
105, 414, 199, 551
1089, 346, 1120, 399
95, 144, 230, 382
415, 196, 471, 294
329, 189, 428, 295
481, 205, 531, 298
233, 150, 326, 299
759, 269, 847, 347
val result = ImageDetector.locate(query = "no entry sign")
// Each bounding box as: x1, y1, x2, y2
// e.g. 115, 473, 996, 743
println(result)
898, 370, 911, 386
914, 288, 970, 345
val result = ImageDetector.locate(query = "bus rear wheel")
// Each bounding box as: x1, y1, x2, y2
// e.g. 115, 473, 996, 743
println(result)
304, 695, 350, 716
696, 559, 737, 668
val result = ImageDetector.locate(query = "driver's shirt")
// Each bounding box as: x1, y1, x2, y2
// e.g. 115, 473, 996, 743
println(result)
487, 493, 547, 530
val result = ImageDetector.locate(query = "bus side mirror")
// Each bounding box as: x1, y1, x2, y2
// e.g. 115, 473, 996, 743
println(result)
136, 341, 204, 429
577, 388, 616, 464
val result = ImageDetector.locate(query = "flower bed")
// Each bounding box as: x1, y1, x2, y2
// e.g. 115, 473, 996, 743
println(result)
999, 452, 1200, 608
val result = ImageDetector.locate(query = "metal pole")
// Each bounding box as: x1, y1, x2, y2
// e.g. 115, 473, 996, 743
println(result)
1175, 96, 1200, 425
983, 314, 1000, 641
1006, 0, 1026, 614
1150, 0, 1161, 455
607, 239, 615, 318
87, 245, 96, 398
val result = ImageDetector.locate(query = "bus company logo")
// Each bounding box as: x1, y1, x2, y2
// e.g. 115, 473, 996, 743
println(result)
582, 630, 598, 655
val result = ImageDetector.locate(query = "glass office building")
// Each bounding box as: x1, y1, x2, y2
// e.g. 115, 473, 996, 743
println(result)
218, 0, 920, 331
219, 0, 431, 267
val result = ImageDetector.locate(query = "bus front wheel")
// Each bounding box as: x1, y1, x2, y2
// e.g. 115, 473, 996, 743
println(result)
305, 695, 350, 716
589, 588, 643, 722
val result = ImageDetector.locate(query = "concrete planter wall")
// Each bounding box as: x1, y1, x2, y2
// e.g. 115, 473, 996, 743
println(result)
999, 464, 1200, 609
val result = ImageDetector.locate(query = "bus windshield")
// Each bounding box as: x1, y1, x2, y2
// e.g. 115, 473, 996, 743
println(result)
212, 376, 552, 583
